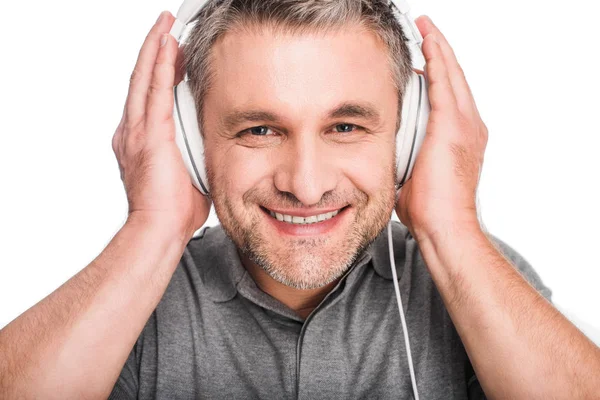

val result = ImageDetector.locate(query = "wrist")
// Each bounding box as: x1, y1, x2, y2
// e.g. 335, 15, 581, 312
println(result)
126, 210, 193, 246
413, 216, 484, 248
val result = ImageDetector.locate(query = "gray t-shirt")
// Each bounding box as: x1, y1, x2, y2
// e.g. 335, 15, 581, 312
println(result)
108, 221, 552, 399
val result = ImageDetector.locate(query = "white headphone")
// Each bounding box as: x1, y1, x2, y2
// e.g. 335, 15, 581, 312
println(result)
170, 1, 425, 398
169, 0, 430, 196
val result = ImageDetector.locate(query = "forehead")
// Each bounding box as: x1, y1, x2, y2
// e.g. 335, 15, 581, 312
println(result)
204, 24, 398, 126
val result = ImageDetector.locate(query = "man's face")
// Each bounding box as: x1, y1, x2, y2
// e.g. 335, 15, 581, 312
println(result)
202, 24, 399, 289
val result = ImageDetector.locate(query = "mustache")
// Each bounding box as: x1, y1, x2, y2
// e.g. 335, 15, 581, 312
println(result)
242, 187, 368, 210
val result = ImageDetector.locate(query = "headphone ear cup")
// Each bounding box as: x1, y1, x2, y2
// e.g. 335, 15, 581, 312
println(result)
395, 71, 430, 188
173, 80, 210, 195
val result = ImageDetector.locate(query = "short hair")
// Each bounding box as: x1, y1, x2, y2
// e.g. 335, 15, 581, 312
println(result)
183, 0, 413, 134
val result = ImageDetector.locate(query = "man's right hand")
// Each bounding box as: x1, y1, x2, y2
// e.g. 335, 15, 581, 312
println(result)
0, 13, 213, 398
112, 11, 211, 240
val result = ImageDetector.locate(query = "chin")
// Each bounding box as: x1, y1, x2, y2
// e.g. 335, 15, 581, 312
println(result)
238, 223, 369, 290
259, 249, 354, 290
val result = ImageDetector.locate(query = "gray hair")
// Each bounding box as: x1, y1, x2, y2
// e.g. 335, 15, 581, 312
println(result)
183, 0, 413, 134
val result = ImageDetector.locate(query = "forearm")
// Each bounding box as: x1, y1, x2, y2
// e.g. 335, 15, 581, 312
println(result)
0, 214, 189, 399
417, 226, 600, 399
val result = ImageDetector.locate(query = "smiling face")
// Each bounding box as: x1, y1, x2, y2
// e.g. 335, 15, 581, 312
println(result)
202, 23, 399, 289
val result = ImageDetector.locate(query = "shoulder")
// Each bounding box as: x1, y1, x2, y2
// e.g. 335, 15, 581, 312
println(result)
166, 225, 243, 303
485, 233, 553, 303
380, 221, 552, 303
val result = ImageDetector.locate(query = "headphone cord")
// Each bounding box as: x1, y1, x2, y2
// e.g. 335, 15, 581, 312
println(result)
387, 220, 420, 400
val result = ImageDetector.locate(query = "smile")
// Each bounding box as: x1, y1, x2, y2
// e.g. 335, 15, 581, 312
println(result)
261, 206, 348, 225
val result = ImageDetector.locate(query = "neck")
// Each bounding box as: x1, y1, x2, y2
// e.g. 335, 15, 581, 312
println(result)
239, 251, 339, 320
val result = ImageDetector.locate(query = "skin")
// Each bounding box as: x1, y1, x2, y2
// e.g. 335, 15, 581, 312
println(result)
111, 11, 600, 399
1, 11, 597, 399
396, 16, 600, 399
201, 23, 398, 317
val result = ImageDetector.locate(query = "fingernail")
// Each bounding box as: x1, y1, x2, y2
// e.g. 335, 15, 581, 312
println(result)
157, 11, 165, 23
160, 34, 168, 47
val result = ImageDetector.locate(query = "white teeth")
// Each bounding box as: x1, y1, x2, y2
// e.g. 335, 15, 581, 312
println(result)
305, 215, 318, 224
266, 208, 345, 224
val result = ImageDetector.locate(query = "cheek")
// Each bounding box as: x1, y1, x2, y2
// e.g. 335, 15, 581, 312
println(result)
209, 145, 275, 200
339, 140, 396, 196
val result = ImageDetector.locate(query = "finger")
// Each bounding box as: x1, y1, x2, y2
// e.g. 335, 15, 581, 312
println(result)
422, 33, 458, 114
146, 33, 178, 130
415, 15, 480, 118
113, 99, 128, 154
125, 11, 176, 124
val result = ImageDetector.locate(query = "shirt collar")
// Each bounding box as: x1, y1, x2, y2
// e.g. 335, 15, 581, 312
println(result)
367, 220, 412, 280
185, 221, 411, 303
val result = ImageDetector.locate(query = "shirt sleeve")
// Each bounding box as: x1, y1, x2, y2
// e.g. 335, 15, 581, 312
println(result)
486, 234, 553, 303
467, 373, 488, 399
108, 343, 139, 400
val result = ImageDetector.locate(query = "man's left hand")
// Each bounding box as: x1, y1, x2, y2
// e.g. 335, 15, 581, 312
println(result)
395, 16, 488, 243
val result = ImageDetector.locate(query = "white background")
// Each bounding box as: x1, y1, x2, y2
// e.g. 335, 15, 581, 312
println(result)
1, 0, 598, 345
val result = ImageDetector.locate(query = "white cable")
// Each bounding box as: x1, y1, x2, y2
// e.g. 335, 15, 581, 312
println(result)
387, 221, 419, 400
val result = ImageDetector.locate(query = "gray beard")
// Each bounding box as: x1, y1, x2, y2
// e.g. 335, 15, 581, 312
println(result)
222, 208, 388, 290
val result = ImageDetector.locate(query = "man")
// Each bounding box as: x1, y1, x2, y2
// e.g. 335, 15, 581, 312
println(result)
0, 0, 598, 398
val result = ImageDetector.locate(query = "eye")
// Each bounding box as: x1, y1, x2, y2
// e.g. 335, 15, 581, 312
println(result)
334, 123, 357, 133
333, 123, 367, 135
240, 126, 274, 136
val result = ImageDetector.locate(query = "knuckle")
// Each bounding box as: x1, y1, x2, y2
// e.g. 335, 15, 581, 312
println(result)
480, 126, 489, 148
480, 122, 489, 137
455, 112, 467, 126
153, 62, 175, 82
124, 115, 143, 132
155, 60, 174, 71
111, 133, 120, 154
129, 69, 142, 86
148, 83, 161, 96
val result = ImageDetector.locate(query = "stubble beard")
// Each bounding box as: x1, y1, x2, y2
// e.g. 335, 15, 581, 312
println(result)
210, 176, 396, 290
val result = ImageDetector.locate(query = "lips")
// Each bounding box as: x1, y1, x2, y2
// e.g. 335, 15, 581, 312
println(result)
267, 209, 340, 224
259, 205, 350, 236
259, 205, 350, 225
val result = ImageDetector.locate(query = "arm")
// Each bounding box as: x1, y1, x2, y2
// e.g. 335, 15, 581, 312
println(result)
1, 11, 210, 399
418, 224, 600, 399
0, 215, 187, 399
397, 15, 600, 399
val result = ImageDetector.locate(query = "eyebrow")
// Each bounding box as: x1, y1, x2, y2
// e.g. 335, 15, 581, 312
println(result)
220, 101, 382, 132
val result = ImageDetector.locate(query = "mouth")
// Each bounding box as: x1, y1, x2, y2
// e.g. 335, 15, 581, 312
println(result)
260, 205, 350, 224
259, 205, 351, 236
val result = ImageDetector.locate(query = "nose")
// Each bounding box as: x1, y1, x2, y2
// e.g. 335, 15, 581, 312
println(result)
273, 132, 338, 206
